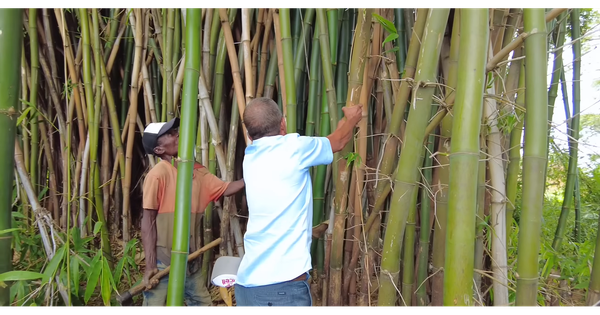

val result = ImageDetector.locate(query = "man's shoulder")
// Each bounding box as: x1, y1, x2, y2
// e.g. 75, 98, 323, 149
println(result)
146, 161, 171, 178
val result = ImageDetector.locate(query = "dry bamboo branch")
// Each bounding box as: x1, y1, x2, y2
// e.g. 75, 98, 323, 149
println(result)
218, 8, 250, 145
242, 9, 254, 105
198, 73, 228, 178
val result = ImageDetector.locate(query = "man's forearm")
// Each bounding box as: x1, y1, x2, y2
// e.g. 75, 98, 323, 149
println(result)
141, 210, 158, 269
327, 119, 356, 153
224, 179, 245, 196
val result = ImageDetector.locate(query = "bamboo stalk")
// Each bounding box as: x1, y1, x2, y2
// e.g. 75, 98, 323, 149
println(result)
256, 9, 273, 98
165, 9, 201, 306
484, 77, 509, 306
218, 8, 250, 145
242, 9, 254, 105
202, 9, 212, 90
165, 8, 175, 120
552, 9, 580, 254
0, 9, 22, 305
28, 9, 40, 197
329, 8, 372, 307
122, 8, 144, 244
272, 9, 287, 116
279, 9, 297, 133
250, 9, 265, 97
379, 9, 449, 306
515, 8, 548, 306
316, 8, 339, 127
442, 9, 488, 306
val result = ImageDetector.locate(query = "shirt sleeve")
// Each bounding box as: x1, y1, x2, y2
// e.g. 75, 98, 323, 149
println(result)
142, 172, 162, 211
198, 168, 230, 207
295, 136, 334, 169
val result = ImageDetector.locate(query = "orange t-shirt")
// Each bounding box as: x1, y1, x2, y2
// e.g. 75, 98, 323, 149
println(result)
142, 160, 229, 268
143, 160, 228, 214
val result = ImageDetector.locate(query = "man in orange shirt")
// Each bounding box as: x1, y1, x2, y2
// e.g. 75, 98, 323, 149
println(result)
140, 118, 245, 306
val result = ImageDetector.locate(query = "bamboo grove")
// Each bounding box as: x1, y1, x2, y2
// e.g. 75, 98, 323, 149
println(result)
0, 8, 599, 306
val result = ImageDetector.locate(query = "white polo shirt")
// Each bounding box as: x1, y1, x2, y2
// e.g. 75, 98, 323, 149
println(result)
236, 133, 333, 287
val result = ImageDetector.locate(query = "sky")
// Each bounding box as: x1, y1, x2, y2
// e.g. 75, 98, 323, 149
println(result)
546, 9, 600, 171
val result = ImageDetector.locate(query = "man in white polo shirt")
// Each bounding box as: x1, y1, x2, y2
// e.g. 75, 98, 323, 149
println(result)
234, 97, 362, 306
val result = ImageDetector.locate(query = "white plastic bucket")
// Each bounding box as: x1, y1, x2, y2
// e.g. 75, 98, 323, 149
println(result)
211, 256, 242, 288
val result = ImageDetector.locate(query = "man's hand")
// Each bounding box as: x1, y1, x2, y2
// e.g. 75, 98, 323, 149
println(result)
342, 104, 363, 126
143, 267, 159, 291
327, 104, 364, 153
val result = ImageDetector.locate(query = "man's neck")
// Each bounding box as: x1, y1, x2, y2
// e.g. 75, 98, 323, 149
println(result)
158, 155, 177, 167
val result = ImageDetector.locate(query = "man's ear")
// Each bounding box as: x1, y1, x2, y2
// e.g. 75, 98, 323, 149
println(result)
153, 146, 165, 155
279, 117, 287, 135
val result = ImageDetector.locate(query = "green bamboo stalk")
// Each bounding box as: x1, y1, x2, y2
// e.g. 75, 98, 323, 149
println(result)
0, 9, 22, 306
401, 187, 418, 306
88, 8, 111, 259
326, 8, 338, 73
312, 78, 329, 280
442, 9, 488, 306
506, 58, 525, 235
551, 8, 580, 253
515, 8, 548, 306
208, 6, 221, 89
201, 9, 212, 94
370, 9, 428, 226
305, 22, 321, 137
103, 9, 120, 63
263, 43, 278, 99
378, 9, 449, 306
292, 9, 301, 55
588, 208, 600, 305
546, 12, 567, 160
329, 8, 372, 307
166, 8, 201, 306
416, 133, 435, 306
28, 9, 40, 196
394, 9, 407, 73
573, 172, 581, 242
429, 9, 458, 305
172, 9, 181, 80
121, 25, 133, 126
316, 8, 339, 127
165, 8, 175, 120
279, 9, 297, 133
334, 9, 349, 121
122, 8, 144, 244
293, 9, 315, 134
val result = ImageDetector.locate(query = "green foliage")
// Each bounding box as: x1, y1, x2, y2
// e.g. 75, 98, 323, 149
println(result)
6, 195, 141, 306
509, 142, 600, 305
372, 13, 400, 53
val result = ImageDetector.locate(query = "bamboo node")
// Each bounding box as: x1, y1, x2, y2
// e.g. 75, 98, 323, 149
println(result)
0, 107, 17, 117
171, 250, 189, 254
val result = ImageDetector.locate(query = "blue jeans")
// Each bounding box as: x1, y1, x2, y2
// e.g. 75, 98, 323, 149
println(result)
234, 273, 312, 306
143, 260, 212, 306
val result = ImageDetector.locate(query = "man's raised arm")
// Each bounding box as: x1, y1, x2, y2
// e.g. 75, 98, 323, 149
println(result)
326, 105, 363, 153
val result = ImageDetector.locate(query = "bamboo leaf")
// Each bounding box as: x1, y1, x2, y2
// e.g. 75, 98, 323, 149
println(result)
11, 212, 26, 219
372, 13, 397, 35
382, 33, 399, 46
84, 253, 103, 304
71, 256, 80, 297
0, 271, 49, 282
42, 245, 66, 283
93, 221, 103, 236
0, 228, 22, 235
113, 257, 125, 285
101, 256, 113, 305
16, 107, 32, 126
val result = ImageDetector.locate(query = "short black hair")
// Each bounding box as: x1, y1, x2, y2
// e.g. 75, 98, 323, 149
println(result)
243, 97, 283, 140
